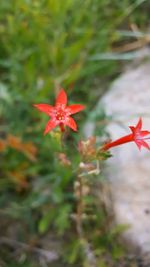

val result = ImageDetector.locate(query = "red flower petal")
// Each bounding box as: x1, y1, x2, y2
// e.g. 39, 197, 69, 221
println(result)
33, 104, 53, 116
65, 117, 77, 131
135, 139, 150, 150
44, 120, 57, 135
140, 130, 150, 137
68, 104, 85, 115
135, 117, 142, 130
134, 140, 142, 150
129, 126, 135, 133
55, 89, 67, 106
141, 140, 150, 150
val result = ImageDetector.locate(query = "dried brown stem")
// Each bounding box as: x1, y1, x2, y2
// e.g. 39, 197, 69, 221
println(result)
76, 174, 84, 237
75, 174, 97, 267
0, 237, 58, 262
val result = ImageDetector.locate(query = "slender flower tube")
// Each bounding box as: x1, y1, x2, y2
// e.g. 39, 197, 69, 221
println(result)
102, 118, 150, 151
33, 89, 85, 135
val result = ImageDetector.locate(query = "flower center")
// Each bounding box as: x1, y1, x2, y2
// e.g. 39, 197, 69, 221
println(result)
56, 109, 66, 121
137, 137, 150, 140
135, 131, 150, 141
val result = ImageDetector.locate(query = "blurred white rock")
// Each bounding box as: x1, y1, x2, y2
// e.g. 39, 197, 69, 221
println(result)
101, 61, 150, 255
86, 57, 150, 255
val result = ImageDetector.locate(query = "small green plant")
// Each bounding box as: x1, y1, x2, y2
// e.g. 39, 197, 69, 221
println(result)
32, 88, 150, 266
0, 0, 149, 266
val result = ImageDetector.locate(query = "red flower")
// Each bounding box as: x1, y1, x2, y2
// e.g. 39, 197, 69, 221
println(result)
33, 89, 85, 135
102, 118, 150, 151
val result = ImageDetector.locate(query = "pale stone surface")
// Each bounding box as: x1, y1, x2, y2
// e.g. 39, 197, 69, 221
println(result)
99, 61, 150, 254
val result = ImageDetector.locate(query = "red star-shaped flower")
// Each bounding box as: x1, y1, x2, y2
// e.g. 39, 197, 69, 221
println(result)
33, 89, 85, 135
102, 118, 150, 151
129, 118, 150, 150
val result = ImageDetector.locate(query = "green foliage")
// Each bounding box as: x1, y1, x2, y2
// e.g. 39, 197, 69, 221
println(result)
0, 0, 149, 266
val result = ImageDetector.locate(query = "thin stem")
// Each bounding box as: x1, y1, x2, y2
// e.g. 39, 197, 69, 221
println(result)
0, 237, 58, 262
59, 123, 65, 132
76, 175, 83, 237
75, 174, 97, 267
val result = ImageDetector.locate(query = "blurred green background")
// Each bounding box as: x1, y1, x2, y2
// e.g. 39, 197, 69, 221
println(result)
0, 0, 149, 266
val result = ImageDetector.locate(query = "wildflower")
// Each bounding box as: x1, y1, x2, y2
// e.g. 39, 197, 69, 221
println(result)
33, 89, 85, 134
102, 118, 150, 151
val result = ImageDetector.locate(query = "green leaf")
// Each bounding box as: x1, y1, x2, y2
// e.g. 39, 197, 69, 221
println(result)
38, 211, 54, 234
